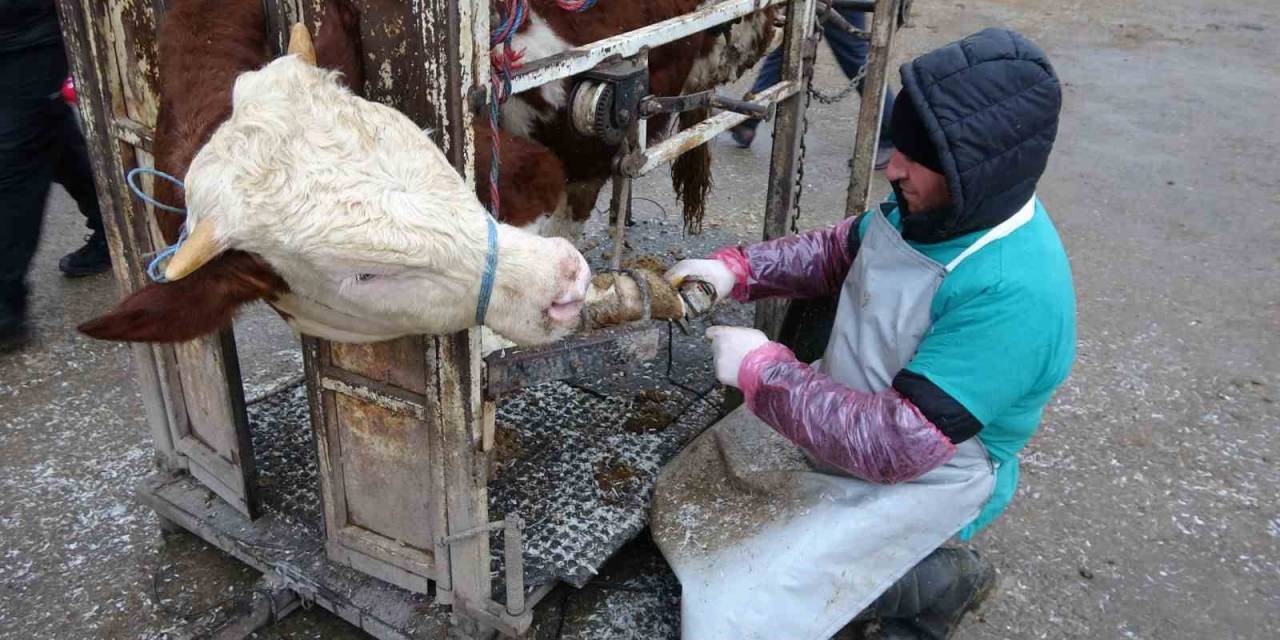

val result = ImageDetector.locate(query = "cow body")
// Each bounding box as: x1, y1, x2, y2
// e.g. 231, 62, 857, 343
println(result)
498, 1, 776, 236
81, 0, 770, 345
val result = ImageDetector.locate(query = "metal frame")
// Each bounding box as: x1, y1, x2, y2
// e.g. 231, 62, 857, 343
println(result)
55, 0, 905, 637
844, 0, 908, 215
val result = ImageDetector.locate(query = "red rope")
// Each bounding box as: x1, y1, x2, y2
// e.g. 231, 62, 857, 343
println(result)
487, 0, 598, 219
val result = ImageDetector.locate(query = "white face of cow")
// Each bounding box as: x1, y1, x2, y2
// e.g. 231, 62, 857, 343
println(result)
172, 45, 589, 345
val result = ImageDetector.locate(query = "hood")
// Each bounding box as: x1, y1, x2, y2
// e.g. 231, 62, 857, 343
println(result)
896, 28, 1062, 243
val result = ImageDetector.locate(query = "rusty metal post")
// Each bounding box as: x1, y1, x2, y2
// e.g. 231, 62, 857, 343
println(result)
757, 0, 817, 340
503, 516, 526, 616
433, 0, 493, 626
844, 0, 902, 217
609, 137, 634, 271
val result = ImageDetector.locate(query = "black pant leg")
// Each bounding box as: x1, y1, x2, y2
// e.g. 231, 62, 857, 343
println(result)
0, 45, 65, 314
51, 98, 103, 236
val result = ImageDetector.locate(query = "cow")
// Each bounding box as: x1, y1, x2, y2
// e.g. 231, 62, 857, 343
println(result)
80, 0, 590, 346
494, 0, 776, 236
80, 0, 768, 346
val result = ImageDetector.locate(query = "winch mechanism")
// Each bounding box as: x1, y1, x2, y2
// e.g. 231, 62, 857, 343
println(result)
569, 58, 649, 144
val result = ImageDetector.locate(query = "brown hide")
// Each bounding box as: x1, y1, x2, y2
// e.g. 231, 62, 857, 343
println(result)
473, 124, 568, 228
315, 0, 366, 93
514, 1, 775, 229
80, 0, 362, 343
513, 0, 705, 189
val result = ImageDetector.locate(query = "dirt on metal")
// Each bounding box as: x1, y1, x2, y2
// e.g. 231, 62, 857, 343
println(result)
624, 389, 676, 433
594, 459, 644, 506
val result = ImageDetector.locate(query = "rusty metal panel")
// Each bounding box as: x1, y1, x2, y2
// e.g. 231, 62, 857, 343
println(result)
334, 395, 437, 553
104, 0, 162, 127
285, 0, 484, 596
330, 339, 429, 394
56, 0, 182, 472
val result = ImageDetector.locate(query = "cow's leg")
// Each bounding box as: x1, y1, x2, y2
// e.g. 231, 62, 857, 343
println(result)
551, 177, 608, 242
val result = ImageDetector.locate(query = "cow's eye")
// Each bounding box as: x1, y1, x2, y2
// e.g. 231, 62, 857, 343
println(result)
355, 273, 378, 282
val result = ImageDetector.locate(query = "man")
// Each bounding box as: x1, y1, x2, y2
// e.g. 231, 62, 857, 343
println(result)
728, 5, 895, 169
1, 0, 110, 349
654, 28, 1075, 639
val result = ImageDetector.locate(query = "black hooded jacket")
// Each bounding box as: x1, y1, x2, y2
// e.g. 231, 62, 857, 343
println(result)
853, 29, 1063, 443
894, 27, 1062, 243
0, 1, 62, 54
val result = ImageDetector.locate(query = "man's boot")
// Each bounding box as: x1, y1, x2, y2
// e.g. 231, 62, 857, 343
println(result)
59, 230, 112, 277
864, 547, 998, 640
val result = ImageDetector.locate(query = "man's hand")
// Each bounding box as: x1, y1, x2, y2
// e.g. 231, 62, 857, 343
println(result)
665, 259, 737, 304
706, 326, 770, 388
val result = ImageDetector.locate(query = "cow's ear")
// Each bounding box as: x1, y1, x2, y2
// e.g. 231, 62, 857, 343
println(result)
79, 252, 286, 343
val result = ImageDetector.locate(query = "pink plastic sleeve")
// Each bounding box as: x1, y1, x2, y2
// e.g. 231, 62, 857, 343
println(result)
711, 216, 858, 304
738, 342, 957, 484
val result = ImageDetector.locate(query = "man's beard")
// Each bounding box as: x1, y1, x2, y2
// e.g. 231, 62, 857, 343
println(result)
891, 179, 958, 244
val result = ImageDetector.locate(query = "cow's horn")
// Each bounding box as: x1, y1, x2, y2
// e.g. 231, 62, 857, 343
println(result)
164, 220, 222, 282
287, 23, 316, 65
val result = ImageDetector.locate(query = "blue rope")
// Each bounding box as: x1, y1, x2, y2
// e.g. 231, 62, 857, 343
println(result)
126, 167, 187, 214
126, 166, 191, 283
146, 224, 190, 284
490, 0, 527, 46
475, 215, 499, 325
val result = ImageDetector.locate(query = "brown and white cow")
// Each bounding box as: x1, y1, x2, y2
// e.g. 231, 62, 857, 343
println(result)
81, 0, 768, 346
81, 0, 589, 346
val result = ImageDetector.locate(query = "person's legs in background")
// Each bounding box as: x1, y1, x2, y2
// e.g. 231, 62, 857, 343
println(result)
728, 44, 785, 148
0, 44, 64, 348
729, 8, 896, 170
53, 93, 110, 278
821, 8, 896, 169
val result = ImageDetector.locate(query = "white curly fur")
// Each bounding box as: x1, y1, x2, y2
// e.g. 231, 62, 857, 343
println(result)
183, 55, 589, 345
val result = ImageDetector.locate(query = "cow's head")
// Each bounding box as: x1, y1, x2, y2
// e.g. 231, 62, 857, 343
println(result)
81, 26, 589, 346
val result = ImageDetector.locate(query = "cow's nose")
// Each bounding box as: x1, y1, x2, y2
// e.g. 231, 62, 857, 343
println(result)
570, 254, 591, 300
553, 248, 590, 306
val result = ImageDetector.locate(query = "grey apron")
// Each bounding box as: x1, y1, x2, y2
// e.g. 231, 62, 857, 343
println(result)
652, 199, 1035, 640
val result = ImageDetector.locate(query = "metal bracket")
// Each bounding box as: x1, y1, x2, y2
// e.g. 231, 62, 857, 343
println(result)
439, 516, 530, 625
569, 56, 650, 144
271, 561, 320, 608
484, 324, 661, 400
816, 1, 871, 39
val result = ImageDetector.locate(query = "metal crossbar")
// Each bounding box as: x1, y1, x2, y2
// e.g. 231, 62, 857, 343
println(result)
508, 0, 789, 95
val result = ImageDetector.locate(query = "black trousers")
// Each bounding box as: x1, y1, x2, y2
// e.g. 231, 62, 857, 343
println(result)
0, 43, 103, 316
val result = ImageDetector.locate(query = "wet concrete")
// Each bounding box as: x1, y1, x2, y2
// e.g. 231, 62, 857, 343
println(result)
1, 0, 1277, 637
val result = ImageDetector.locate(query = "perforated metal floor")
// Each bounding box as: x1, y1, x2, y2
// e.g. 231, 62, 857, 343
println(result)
245, 352, 726, 593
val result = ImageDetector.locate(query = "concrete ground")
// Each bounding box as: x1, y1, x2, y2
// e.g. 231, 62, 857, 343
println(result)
1, 0, 1276, 638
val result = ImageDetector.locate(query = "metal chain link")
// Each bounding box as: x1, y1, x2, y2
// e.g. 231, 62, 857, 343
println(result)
809, 64, 868, 105
791, 91, 809, 234
791, 45, 873, 233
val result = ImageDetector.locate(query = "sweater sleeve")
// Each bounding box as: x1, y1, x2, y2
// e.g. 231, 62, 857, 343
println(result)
711, 215, 859, 303
738, 342, 957, 484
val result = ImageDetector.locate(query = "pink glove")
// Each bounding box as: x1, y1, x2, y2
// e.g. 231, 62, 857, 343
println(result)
737, 342, 957, 484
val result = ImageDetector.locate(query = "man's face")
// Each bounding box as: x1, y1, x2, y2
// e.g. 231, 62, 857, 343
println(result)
885, 150, 951, 213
